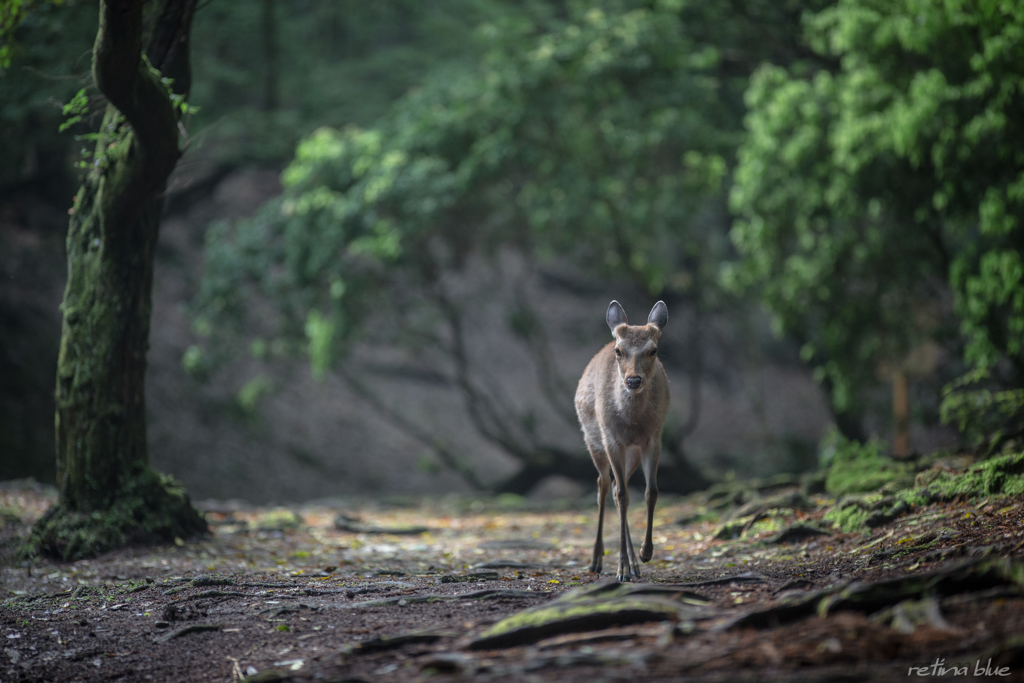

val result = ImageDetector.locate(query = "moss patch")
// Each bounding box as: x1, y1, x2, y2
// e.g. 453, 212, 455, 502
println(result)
915, 451, 1024, 501
0, 505, 22, 527
28, 465, 207, 561
254, 509, 305, 531
824, 451, 1024, 532
823, 503, 873, 533
470, 597, 682, 649
824, 437, 914, 496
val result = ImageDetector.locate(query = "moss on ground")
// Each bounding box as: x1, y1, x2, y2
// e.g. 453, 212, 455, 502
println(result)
914, 451, 1024, 501
27, 465, 207, 561
823, 504, 873, 533
714, 513, 789, 540
0, 505, 22, 526
824, 451, 1024, 533
254, 509, 305, 531
823, 437, 914, 496
481, 597, 680, 638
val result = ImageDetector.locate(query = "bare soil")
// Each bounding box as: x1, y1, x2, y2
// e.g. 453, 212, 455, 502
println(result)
3, 483, 1024, 683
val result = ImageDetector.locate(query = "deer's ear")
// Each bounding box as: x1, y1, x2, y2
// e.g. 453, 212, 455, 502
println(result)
606, 300, 627, 333
648, 301, 668, 330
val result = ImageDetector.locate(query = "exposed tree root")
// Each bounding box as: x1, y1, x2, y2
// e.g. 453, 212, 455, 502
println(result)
27, 466, 207, 561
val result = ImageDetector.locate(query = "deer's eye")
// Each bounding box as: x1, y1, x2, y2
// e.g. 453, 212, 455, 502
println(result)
614, 348, 622, 357
650, 348, 658, 357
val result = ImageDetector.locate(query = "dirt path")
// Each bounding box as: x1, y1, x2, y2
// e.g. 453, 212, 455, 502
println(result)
2, 484, 1024, 682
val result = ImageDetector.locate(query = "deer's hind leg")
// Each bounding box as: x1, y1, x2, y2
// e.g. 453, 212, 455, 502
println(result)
586, 443, 611, 574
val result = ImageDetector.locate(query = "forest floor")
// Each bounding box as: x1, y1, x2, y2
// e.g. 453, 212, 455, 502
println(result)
2, 477, 1024, 683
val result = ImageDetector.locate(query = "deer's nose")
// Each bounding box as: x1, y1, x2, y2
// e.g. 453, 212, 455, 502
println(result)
626, 376, 642, 390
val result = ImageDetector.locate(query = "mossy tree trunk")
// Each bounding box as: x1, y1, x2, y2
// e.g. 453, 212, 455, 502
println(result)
32, 0, 206, 561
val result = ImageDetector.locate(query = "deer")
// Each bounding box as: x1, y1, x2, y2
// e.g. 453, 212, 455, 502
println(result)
575, 300, 669, 582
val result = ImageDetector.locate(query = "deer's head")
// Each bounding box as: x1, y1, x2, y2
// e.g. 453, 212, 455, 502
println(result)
606, 300, 668, 395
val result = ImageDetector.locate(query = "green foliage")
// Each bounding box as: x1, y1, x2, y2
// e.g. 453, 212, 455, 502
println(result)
821, 426, 913, 495
2, 0, 526, 192
304, 309, 336, 382
0, 0, 65, 70
57, 86, 88, 131
729, 0, 1024, 418
56, 87, 111, 170
196, 0, 809, 372
940, 369, 1024, 450
237, 374, 274, 413
186, 0, 536, 164
161, 77, 200, 119
181, 344, 209, 378
0, 0, 95, 191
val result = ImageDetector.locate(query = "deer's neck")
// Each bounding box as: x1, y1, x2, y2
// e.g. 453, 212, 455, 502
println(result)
615, 382, 651, 416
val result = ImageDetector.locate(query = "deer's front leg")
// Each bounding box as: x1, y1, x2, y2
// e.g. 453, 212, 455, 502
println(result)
640, 444, 660, 563
609, 462, 639, 581
623, 446, 644, 574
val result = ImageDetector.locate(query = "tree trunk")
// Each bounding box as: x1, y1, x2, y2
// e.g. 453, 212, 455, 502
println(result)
261, 0, 278, 111
892, 370, 909, 458
31, 0, 205, 561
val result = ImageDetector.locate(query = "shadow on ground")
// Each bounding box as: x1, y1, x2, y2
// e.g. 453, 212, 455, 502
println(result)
2, 470, 1024, 682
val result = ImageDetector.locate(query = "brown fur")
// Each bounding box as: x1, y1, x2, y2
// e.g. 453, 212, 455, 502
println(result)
575, 301, 669, 581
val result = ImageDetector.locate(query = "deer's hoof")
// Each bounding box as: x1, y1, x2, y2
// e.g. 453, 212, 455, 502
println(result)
640, 542, 653, 563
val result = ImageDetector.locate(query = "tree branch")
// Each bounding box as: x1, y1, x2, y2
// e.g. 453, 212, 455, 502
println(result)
337, 369, 486, 491
93, 0, 178, 176
145, 0, 198, 96
511, 286, 580, 428
93, 0, 143, 111
434, 289, 532, 458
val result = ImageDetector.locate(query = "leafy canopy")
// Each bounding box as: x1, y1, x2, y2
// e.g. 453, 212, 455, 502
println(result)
728, 0, 1024, 415
186, 0, 544, 164
196, 0, 749, 371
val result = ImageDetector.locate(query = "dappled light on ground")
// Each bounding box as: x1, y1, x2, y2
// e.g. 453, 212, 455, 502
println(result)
4, 478, 1024, 682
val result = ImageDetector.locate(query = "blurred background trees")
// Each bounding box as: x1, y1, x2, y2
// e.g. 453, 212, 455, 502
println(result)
190, 0, 827, 492
2, 0, 1021, 500
728, 0, 1024, 450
